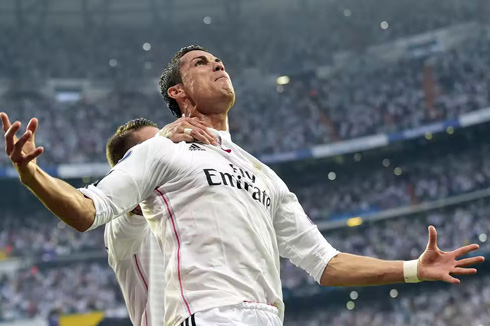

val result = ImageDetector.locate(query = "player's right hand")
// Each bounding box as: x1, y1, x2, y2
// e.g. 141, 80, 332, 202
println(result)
159, 117, 218, 145
2, 113, 44, 183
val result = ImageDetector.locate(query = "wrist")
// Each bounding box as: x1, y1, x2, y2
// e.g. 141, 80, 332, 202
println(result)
18, 163, 38, 186
403, 259, 422, 283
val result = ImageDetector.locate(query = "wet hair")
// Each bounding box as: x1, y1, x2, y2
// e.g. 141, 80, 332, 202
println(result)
159, 45, 208, 117
106, 118, 158, 167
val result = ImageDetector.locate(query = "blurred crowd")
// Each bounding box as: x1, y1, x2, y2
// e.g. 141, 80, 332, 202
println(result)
2, 35, 490, 166
230, 36, 490, 154
281, 199, 490, 296
0, 93, 172, 165
286, 274, 490, 326
0, 262, 123, 322
0, 0, 483, 80
0, 210, 104, 260
297, 144, 490, 221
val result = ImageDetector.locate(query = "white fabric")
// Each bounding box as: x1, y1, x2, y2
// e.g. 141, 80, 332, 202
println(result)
80, 129, 340, 326
104, 213, 166, 326
189, 302, 282, 326
403, 259, 421, 283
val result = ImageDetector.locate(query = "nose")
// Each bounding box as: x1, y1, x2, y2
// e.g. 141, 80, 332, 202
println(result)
213, 61, 225, 72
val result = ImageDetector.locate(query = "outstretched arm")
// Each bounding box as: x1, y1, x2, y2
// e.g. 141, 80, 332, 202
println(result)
3, 113, 216, 232
19, 165, 96, 232
320, 226, 484, 286
2, 113, 96, 231
273, 181, 484, 288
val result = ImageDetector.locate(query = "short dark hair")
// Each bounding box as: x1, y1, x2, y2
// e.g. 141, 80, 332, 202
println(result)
159, 45, 208, 117
106, 118, 158, 167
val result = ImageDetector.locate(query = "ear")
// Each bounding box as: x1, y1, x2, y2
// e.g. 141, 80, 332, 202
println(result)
167, 84, 185, 101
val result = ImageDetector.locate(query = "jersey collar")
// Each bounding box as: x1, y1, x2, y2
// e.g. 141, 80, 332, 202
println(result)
207, 128, 232, 142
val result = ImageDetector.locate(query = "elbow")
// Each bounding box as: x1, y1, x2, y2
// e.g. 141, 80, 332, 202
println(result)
319, 268, 333, 286
319, 255, 343, 287
73, 225, 86, 233
320, 275, 337, 287
73, 222, 91, 233
70, 215, 93, 232
72, 202, 96, 232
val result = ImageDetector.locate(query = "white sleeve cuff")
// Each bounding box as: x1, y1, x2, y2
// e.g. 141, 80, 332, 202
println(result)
78, 185, 113, 231
312, 249, 341, 284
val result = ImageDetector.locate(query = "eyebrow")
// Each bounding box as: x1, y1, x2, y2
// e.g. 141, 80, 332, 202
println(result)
190, 55, 222, 65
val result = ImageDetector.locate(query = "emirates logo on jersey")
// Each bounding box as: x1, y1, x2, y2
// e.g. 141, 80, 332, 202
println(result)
203, 164, 271, 209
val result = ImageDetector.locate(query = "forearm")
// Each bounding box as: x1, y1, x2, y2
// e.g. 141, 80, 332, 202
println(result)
320, 253, 404, 286
21, 165, 95, 232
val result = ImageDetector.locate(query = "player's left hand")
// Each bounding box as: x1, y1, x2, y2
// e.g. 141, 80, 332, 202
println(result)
417, 225, 485, 284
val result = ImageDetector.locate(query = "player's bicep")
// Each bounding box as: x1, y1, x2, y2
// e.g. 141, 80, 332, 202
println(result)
274, 191, 315, 255
80, 169, 142, 230
79, 140, 163, 230
274, 191, 340, 283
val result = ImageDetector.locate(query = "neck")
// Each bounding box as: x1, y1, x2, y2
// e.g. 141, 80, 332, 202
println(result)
188, 111, 228, 131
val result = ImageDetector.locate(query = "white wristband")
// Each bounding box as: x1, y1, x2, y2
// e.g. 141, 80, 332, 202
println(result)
403, 260, 421, 283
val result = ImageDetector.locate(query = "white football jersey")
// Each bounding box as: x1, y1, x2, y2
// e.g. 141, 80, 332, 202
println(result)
80, 129, 339, 326
104, 213, 165, 326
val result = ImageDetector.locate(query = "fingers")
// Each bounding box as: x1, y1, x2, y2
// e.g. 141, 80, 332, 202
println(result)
26, 118, 38, 136
181, 118, 217, 145
453, 244, 480, 257
442, 274, 460, 284
187, 126, 216, 145
161, 117, 218, 145
454, 244, 480, 256
451, 267, 477, 276
5, 121, 21, 155
455, 256, 485, 268
23, 147, 44, 163
1, 112, 12, 133
172, 134, 196, 143
184, 117, 208, 130
426, 225, 438, 250
190, 129, 213, 145
12, 130, 32, 155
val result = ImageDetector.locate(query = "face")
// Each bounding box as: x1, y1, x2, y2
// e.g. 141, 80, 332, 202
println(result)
131, 126, 159, 144
171, 50, 235, 116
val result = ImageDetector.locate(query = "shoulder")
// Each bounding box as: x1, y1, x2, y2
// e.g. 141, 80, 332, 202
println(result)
134, 136, 176, 154
115, 136, 180, 169
257, 158, 288, 193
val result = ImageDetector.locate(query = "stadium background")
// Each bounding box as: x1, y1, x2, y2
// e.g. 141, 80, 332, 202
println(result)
1, 0, 490, 325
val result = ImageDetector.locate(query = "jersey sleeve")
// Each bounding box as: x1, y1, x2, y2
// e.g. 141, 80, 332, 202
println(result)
104, 213, 148, 261
273, 181, 340, 284
79, 137, 172, 231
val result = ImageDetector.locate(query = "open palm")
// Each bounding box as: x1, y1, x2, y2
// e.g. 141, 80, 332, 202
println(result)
1, 113, 41, 165
418, 226, 485, 284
